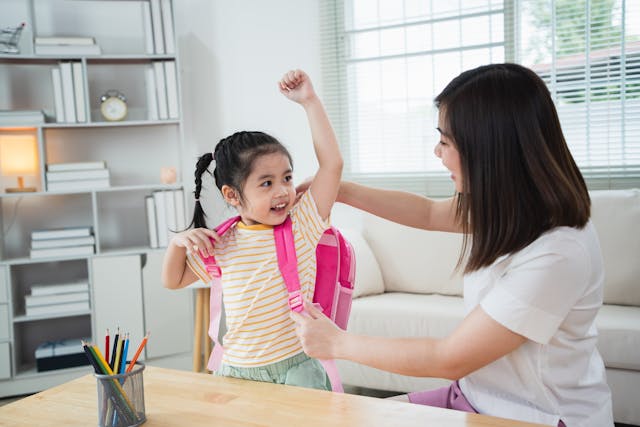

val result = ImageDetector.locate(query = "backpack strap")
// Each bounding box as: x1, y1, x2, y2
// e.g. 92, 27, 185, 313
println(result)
201, 215, 241, 372
273, 216, 344, 392
274, 216, 304, 313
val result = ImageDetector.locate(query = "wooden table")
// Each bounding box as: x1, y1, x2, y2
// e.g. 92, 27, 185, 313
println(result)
0, 366, 551, 426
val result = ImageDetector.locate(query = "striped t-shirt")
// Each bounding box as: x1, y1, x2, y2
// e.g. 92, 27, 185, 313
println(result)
186, 191, 329, 367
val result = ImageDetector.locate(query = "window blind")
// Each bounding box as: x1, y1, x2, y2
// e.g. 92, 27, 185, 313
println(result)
320, 0, 640, 195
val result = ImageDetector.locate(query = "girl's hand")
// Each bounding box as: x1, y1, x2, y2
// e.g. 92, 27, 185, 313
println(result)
290, 300, 345, 359
278, 69, 317, 106
170, 228, 220, 258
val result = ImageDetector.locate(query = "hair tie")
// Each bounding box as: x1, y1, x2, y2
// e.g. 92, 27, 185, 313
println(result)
195, 199, 200, 203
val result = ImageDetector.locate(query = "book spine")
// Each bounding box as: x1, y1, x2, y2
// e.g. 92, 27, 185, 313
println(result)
141, 1, 155, 55
145, 196, 159, 249
160, 0, 175, 54
46, 169, 110, 182
30, 282, 90, 296
153, 191, 169, 247
51, 68, 66, 123
26, 301, 90, 317
47, 161, 106, 172
150, 0, 165, 54
47, 178, 110, 192
145, 66, 159, 120
72, 62, 87, 123
165, 190, 177, 242
174, 189, 186, 230
31, 227, 92, 240
164, 60, 179, 119
26, 291, 90, 307
153, 61, 168, 120
31, 236, 96, 249
30, 245, 95, 259
59, 62, 77, 123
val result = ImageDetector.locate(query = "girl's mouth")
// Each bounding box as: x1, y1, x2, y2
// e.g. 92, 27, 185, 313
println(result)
271, 202, 287, 212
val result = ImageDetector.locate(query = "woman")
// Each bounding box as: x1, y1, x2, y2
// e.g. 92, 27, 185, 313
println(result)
291, 63, 613, 427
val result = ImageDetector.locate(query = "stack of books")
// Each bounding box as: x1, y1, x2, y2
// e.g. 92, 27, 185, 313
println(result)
30, 226, 95, 259
146, 189, 186, 248
35, 336, 91, 371
25, 281, 90, 317
50, 61, 87, 123
45, 161, 110, 191
34, 36, 101, 56
0, 109, 45, 126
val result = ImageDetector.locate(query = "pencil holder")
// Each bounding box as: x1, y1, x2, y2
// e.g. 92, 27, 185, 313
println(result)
95, 362, 146, 427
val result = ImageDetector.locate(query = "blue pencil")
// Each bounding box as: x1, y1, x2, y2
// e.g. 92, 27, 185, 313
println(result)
119, 333, 130, 374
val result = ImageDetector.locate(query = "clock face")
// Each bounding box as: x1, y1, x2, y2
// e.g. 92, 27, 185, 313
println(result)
100, 97, 127, 121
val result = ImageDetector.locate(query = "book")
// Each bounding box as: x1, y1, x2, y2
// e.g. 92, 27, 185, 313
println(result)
35, 36, 96, 46
35, 337, 91, 372
72, 62, 86, 122
30, 245, 95, 259
161, 0, 175, 54
47, 178, 110, 191
145, 195, 159, 248
141, 1, 155, 54
164, 60, 179, 119
31, 235, 96, 249
0, 110, 45, 125
153, 190, 168, 247
150, 0, 165, 54
174, 189, 186, 230
145, 66, 159, 120
51, 68, 66, 123
32, 226, 92, 241
59, 62, 76, 123
26, 300, 90, 317
153, 61, 168, 119
46, 168, 109, 182
165, 189, 177, 236
47, 161, 106, 172
25, 291, 89, 307
35, 44, 101, 55
30, 281, 89, 296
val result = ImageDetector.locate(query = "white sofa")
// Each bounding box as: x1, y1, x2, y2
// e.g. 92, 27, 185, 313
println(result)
333, 189, 640, 426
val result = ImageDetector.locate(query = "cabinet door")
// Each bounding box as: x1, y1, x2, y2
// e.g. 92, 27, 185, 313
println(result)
0, 342, 10, 379
92, 255, 145, 358
0, 265, 7, 304
0, 305, 8, 341
141, 252, 191, 358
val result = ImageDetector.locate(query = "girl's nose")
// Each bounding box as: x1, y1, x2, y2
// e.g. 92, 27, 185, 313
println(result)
434, 143, 442, 158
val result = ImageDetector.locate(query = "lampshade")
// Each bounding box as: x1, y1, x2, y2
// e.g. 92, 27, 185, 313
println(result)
0, 133, 38, 192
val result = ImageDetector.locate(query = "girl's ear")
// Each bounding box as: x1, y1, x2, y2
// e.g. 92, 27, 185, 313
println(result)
221, 185, 240, 206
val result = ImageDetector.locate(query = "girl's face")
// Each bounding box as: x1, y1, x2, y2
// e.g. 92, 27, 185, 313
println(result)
225, 152, 295, 226
434, 110, 463, 193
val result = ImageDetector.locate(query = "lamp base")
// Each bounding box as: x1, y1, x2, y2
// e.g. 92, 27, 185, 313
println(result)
5, 187, 36, 193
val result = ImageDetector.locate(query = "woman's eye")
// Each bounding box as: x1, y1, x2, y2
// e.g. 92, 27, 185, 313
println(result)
439, 140, 447, 146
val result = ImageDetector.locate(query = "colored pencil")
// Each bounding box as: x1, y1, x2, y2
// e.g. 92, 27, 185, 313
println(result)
125, 332, 149, 373
105, 329, 110, 364
119, 333, 130, 375
109, 327, 119, 370
113, 338, 123, 377
80, 340, 102, 374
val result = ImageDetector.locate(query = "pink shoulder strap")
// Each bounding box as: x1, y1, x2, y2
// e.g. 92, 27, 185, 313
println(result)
274, 216, 303, 313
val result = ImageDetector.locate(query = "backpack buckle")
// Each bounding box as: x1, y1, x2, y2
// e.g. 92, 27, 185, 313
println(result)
205, 263, 221, 279
288, 290, 303, 312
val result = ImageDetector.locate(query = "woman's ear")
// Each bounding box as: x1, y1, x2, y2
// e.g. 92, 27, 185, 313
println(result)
221, 185, 240, 206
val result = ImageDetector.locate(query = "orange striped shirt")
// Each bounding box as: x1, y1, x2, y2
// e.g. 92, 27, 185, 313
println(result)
186, 191, 329, 367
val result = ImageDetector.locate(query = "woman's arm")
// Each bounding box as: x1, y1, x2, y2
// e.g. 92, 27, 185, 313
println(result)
338, 181, 461, 232
292, 301, 526, 380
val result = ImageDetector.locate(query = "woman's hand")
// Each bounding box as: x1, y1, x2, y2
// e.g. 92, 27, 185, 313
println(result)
290, 300, 346, 359
170, 228, 220, 258
278, 69, 317, 106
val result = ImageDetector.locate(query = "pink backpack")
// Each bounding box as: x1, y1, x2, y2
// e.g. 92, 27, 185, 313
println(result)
199, 215, 355, 392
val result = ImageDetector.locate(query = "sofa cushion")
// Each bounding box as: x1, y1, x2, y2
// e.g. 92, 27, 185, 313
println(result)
595, 304, 640, 370
590, 189, 640, 306
339, 228, 385, 298
362, 213, 463, 296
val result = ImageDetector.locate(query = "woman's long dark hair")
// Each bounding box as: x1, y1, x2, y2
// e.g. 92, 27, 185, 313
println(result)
435, 63, 590, 273
188, 131, 292, 229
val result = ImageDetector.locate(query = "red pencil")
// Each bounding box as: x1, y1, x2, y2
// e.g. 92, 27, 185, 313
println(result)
126, 332, 150, 373
105, 329, 110, 363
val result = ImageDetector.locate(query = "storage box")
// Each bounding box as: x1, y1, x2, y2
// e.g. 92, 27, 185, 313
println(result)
35, 338, 91, 372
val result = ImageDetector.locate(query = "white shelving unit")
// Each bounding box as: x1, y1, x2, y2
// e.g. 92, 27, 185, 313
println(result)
0, 0, 192, 397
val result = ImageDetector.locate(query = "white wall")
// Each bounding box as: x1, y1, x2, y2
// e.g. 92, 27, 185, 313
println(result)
173, 0, 323, 224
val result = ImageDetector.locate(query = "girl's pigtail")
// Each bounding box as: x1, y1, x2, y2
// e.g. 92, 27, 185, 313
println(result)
188, 153, 214, 229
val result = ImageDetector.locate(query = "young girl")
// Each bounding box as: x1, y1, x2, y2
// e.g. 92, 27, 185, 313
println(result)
161, 69, 342, 390
292, 63, 613, 426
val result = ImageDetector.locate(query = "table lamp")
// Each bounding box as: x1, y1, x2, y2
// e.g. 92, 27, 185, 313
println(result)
0, 133, 38, 193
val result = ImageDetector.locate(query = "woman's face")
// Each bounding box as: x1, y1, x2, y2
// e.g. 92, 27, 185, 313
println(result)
434, 110, 463, 193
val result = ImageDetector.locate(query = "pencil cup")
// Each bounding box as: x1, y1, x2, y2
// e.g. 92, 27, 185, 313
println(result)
95, 362, 146, 427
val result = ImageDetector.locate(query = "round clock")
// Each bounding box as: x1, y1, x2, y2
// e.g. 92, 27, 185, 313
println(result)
99, 89, 128, 121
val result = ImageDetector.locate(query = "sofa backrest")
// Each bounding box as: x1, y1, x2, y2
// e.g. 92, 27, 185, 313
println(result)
590, 189, 640, 306
362, 211, 464, 296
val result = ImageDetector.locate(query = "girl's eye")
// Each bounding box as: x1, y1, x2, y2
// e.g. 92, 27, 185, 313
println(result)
261, 180, 272, 187
284, 175, 293, 182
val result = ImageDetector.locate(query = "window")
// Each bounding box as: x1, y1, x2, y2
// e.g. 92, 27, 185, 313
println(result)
320, 0, 640, 195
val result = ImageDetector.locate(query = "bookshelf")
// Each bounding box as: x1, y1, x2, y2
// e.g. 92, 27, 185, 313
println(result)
0, 0, 192, 396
